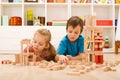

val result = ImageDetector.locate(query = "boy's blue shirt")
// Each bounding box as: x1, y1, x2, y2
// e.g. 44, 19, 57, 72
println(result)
57, 35, 84, 56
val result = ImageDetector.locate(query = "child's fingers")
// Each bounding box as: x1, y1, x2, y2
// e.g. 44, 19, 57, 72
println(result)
59, 55, 69, 64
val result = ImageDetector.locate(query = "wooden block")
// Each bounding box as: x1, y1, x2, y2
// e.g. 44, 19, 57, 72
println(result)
79, 70, 85, 74
103, 66, 111, 72
39, 63, 48, 68
48, 64, 66, 71
111, 67, 116, 72
85, 66, 92, 72
69, 65, 76, 69
12, 62, 16, 65
15, 54, 20, 64
76, 65, 85, 70
34, 62, 40, 66
29, 62, 35, 66
95, 55, 103, 64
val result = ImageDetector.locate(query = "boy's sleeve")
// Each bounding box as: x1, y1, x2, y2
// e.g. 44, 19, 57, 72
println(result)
79, 37, 84, 53
57, 40, 67, 55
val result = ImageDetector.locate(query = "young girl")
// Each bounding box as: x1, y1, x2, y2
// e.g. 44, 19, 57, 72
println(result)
24, 29, 56, 61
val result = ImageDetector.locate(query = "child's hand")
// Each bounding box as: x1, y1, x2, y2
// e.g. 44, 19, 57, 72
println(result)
59, 55, 69, 64
66, 55, 73, 60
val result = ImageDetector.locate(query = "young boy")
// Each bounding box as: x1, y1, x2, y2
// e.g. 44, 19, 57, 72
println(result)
56, 16, 84, 63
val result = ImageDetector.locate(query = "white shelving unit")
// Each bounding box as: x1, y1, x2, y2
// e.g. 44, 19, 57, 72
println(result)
0, 0, 119, 54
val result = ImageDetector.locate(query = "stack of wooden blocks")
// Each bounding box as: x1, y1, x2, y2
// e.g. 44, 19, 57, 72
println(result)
84, 15, 104, 64
20, 39, 36, 65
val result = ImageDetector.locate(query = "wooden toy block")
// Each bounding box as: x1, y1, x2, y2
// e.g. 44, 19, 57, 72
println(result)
69, 65, 76, 69
76, 65, 85, 70
85, 67, 91, 72
85, 15, 92, 27
115, 59, 120, 65
91, 16, 96, 27
20, 39, 36, 65
103, 66, 116, 72
95, 64, 102, 68
115, 40, 120, 54
35, 61, 40, 66
84, 15, 103, 64
103, 66, 111, 72
89, 54, 95, 62
91, 63, 97, 69
94, 51, 103, 55
29, 62, 35, 66
95, 55, 103, 64
1, 60, 12, 64
39, 63, 48, 68
15, 54, 21, 64
47, 64, 66, 71
111, 67, 116, 72
86, 53, 95, 62
79, 70, 85, 74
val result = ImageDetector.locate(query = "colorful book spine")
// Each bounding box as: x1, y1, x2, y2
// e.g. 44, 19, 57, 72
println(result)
2, 16, 9, 26
52, 20, 67, 26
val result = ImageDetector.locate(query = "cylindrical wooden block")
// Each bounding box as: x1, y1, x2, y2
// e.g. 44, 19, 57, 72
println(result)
15, 54, 20, 63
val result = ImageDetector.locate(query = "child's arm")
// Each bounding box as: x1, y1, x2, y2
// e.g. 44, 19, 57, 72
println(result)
66, 53, 84, 60
55, 54, 69, 64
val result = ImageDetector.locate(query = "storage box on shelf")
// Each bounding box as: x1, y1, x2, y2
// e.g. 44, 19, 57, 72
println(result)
0, 0, 119, 53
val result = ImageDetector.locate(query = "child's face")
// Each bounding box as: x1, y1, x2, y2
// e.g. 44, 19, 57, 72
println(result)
67, 25, 81, 43
32, 33, 47, 52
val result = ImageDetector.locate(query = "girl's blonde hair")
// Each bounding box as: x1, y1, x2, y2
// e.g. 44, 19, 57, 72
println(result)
34, 29, 51, 43
34, 29, 56, 61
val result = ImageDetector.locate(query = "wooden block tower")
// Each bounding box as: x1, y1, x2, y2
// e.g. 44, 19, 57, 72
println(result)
84, 15, 104, 64
20, 39, 36, 65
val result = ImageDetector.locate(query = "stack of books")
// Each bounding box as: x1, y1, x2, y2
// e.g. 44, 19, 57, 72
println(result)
52, 20, 67, 26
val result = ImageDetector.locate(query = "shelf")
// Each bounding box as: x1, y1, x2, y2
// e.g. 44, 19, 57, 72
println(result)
0, 0, 119, 53
93, 5, 114, 20
71, 4, 92, 17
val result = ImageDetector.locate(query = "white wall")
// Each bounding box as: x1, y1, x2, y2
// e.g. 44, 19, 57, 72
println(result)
0, 26, 66, 54
116, 27, 120, 41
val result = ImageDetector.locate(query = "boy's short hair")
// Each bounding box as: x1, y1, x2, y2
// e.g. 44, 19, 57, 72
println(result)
66, 16, 84, 33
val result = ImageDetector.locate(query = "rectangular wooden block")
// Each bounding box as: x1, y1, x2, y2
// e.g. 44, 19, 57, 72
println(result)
95, 55, 103, 64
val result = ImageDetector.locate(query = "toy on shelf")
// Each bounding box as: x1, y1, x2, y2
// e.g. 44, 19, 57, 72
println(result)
116, 0, 120, 4
9, 16, 22, 26
104, 36, 110, 48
